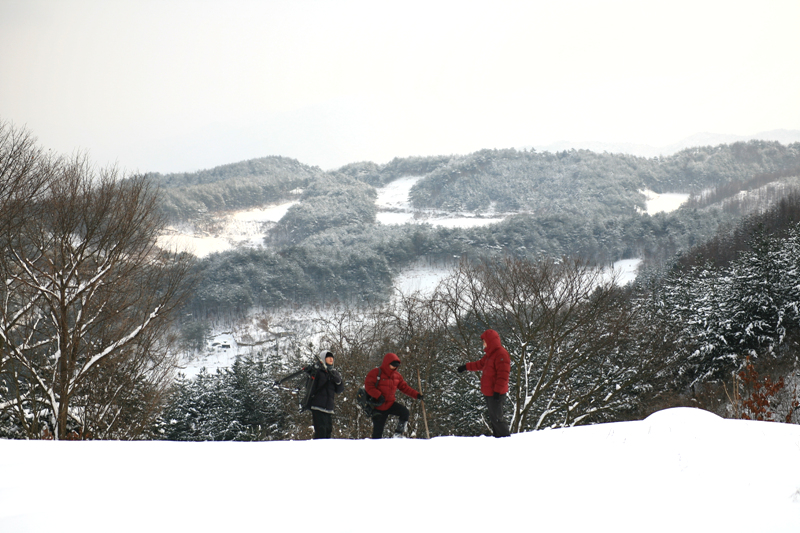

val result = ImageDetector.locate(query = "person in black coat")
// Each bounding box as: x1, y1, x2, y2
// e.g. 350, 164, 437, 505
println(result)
307, 350, 344, 439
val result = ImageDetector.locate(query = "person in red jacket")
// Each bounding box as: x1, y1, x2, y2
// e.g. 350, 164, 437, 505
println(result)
457, 329, 511, 437
365, 352, 423, 439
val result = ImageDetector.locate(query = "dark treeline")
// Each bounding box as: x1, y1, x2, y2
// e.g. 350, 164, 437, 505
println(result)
635, 212, 800, 421
674, 190, 800, 271
408, 141, 800, 214
153, 141, 800, 223
152, 156, 327, 220
685, 165, 800, 209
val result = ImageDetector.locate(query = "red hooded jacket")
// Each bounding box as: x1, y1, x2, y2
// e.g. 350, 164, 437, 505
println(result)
365, 353, 420, 411
465, 329, 511, 396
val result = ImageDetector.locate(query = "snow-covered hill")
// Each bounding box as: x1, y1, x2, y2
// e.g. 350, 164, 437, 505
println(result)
529, 129, 800, 158
172, 179, 673, 376
157, 177, 688, 259
2, 407, 798, 533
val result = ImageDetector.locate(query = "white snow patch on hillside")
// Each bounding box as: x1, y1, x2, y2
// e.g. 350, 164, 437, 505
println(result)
426, 215, 505, 228
157, 200, 298, 257
232, 201, 298, 223
376, 211, 416, 225
603, 258, 642, 286
157, 232, 232, 258
375, 175, 421, 210
375, 176, 505, 228
182, 333, 239, 378
393, 263, 453, 295
2, 407, 799, 533
180, 307, 334, 377
640, 189, 690, 215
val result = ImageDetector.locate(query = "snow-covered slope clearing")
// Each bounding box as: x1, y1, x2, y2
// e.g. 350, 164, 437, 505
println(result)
375, 175, 511, 227
1, 407, 798, 533
157, 201, 298, 257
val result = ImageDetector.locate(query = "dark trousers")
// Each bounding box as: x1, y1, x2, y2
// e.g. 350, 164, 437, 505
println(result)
485, 394, 511, 437
371, 402, 409, 439
311, 409, 333, 439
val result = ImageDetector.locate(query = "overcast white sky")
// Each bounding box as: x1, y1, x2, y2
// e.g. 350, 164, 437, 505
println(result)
2, 0, 799, 173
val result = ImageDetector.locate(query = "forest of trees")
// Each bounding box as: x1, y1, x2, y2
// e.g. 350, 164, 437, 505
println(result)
2, 120, 800, 441
180, 141, 800, 320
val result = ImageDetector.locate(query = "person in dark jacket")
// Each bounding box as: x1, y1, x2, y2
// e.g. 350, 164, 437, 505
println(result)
457, 329, 511, 437
307, 350, 344, 439
276, 350, 344, 439
364, 352, 423, 439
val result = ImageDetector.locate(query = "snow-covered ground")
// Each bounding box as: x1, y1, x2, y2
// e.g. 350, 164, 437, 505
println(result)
375, 175, 506, 227
601, 258, 642, 286
640, 189, 690, 215
393, 262, 453, 295
2, 407, 799, 533
184, 332, 240, 378
157, 201, 298, 258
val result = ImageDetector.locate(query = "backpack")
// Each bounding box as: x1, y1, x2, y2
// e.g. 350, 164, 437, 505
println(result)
299, 366, 317, 412
276, 364, 318, 412
356, 368, 383, 417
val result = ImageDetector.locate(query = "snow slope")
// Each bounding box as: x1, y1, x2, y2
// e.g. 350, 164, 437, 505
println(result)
640, 189, 690, 215
157, 201, 298, 258
1, 408, 798, 533
375, 175, 506, 227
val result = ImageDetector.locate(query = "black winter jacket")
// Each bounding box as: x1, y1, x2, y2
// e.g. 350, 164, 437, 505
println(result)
309, 364, 344, 414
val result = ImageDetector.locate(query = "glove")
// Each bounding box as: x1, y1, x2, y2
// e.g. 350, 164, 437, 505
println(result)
417, 393, 424, 401
457, 365, 467, 373
493, 392, 501, 400
376, 395, 385, 406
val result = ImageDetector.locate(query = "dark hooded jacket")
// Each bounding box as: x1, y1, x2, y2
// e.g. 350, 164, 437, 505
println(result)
364, 353, 420, 411
309, 362, 344, 414
465, 329, 511, 396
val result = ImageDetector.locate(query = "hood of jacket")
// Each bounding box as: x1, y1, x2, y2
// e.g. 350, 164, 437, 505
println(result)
481, 329, 503, 354
317, 350, 333, 367
380, 352, 401, 375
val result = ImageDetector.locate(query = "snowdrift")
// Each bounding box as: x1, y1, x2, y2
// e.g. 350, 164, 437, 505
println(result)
1, 408, 799, 533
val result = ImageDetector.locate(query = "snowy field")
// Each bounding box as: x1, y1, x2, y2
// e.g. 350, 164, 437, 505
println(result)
1, 407, 799, 533
156, 201, 298, 258
640, 189, 690, 215
375, 175, 506, 227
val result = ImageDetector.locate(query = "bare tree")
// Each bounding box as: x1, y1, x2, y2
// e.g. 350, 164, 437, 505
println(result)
1, 155, 194, 439
0, 122, 59, 401
0, 121, 58, 236
432, 256, 668, 432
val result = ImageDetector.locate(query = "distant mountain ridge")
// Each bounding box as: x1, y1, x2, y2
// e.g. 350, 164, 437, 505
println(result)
527, 129, 800, 158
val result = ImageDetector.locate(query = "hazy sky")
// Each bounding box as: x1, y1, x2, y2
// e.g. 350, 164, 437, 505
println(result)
2, 0, 799, 173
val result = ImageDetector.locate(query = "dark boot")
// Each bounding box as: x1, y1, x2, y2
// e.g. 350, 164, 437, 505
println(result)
392, 420, 407, 438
